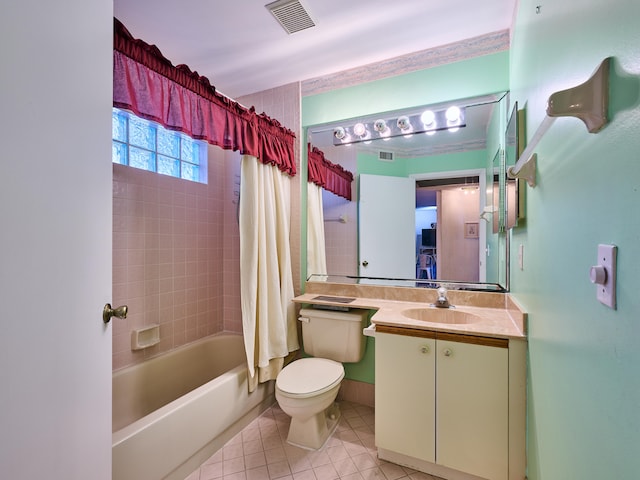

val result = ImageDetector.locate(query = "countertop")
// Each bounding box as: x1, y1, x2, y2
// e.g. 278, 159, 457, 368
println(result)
293, 283, 526, 340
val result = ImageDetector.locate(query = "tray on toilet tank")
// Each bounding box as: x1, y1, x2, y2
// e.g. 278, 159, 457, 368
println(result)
299, 307, 370, 322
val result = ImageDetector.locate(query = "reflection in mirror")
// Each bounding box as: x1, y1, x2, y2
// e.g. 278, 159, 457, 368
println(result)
307, 93, 511, 291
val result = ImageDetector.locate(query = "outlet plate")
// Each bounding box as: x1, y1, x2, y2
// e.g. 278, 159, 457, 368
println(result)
594, 244, 617, 309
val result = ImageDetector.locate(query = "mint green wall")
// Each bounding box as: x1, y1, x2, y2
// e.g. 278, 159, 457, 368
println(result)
302, 52, 509, 127
509, 1, 640, 478
357, 150, 487, 177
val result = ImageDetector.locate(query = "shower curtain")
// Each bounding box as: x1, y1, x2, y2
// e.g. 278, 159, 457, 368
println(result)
306, 182, 327, 277
239, 155, 299, 392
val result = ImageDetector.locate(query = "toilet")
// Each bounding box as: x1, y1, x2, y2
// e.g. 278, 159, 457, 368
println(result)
275, 307, 369, 450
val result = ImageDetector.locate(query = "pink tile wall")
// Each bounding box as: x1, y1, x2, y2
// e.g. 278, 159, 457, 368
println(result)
320, 146, 358, 276
113, 82, 302, 369
112, 148, 227, 370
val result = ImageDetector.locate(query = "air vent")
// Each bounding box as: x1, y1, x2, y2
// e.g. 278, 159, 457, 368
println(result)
378, 151, 395, 162
266, 0, 316, 34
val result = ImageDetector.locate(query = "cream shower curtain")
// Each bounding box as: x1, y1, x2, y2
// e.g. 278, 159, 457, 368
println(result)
306, 182, 327, 277
239, 155, 299, 393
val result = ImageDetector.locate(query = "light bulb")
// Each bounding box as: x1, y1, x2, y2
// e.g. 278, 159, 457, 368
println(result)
353, 122, 366, 137
446, 106, 461, 123
373, 119, 387, 132
397, 116, 412, 131
420, 110, 436, 127
334, 127, 346, 140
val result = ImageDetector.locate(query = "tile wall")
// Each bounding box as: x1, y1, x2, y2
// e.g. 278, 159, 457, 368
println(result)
112, 146, 227, 370
319, 146, 358, 277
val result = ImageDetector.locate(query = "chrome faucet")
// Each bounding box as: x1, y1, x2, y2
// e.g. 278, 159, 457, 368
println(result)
434, 286, 451, 308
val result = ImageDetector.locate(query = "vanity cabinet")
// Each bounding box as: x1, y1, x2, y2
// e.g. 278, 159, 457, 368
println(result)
375, 326, 523, 480
376, 332, 436, 462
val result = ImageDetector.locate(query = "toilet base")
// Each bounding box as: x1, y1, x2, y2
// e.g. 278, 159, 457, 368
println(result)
286, 402, 341, 450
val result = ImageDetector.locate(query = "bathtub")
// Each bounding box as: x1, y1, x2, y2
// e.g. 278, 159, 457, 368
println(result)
112, 334, 275, 480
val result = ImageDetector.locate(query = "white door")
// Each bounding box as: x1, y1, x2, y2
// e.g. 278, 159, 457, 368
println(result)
359, 174, 416, 278
0, 3, 113, 479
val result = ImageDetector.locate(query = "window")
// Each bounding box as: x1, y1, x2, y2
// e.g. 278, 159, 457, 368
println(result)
112, 108, 207, 183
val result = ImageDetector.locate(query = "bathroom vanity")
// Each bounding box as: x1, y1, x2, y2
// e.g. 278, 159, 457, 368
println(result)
375, 326, 525, 480
294, 281, 526, 480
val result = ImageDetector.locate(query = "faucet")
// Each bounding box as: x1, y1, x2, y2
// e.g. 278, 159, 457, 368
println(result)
434, 286, 451, 308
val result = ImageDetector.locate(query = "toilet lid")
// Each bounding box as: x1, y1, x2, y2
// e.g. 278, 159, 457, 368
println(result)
276, 358, 344, 397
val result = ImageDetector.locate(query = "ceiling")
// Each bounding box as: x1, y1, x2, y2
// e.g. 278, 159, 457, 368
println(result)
113, 0, 516, 99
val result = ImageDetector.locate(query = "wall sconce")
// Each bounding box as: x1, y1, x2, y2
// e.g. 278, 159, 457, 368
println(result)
333, 106, 466, 146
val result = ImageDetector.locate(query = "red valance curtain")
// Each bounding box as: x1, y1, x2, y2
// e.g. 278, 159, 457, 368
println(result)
113, 18, 296, 176
307, 144, 354, 200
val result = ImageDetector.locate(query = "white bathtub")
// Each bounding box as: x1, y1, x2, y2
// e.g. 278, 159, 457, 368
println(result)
112, 334, 275, 480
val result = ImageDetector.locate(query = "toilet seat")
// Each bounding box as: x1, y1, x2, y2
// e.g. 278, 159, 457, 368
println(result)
276, 358, 344, 398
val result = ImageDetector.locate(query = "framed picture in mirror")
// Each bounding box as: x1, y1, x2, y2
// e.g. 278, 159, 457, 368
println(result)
465, 222, 479, 238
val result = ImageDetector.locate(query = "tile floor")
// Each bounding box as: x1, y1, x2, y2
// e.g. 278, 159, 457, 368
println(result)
184, 401, 444, 480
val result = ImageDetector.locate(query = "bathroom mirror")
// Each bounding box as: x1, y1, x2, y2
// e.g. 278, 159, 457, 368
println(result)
306, 92, 511, 291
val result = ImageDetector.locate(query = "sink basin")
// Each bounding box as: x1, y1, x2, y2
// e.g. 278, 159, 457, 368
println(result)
401, 307, 482, 325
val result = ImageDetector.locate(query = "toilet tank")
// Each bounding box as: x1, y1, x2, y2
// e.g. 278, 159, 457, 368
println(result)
299, 307, 370, 363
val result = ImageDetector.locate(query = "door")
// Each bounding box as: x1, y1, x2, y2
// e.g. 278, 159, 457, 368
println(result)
359, 174, 415, 278
0, 3, 113, 479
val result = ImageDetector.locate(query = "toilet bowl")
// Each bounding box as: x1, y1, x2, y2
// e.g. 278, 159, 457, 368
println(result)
275, 357, 345, 450
275, 307, 369, 450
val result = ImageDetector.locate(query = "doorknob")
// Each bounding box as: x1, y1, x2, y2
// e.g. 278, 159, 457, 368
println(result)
103, 303, 128, 324
362, 260, 369, 267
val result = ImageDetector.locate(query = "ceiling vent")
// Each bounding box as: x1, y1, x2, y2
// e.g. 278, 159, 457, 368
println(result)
266, 0, 316, 34
378, 151, 395, 162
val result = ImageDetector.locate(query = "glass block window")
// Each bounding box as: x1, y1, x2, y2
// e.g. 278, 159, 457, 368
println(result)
112, 108, 207, 183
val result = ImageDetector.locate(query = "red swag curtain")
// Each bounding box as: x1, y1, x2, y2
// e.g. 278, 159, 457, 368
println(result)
113, 18, 296, 176
307, 145, 354, 200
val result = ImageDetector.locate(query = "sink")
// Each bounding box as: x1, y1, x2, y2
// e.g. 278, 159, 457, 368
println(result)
401, 307, 482, 325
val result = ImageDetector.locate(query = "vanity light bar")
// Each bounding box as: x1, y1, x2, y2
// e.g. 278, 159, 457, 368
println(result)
333, 107, 466, 146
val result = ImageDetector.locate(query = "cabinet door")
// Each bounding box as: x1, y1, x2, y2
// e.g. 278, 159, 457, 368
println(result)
436, 339, 509, 480
375, 332, 436, 463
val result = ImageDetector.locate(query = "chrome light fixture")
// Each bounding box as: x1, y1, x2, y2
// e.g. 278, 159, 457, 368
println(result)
333, 105, 465, 146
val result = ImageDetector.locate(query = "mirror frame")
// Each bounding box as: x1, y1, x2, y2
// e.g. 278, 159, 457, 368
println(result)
505, 102, 526, 229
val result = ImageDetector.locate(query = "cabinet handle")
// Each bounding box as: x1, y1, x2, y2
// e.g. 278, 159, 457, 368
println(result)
420, 345, 430, 354
443, 348, 453, 357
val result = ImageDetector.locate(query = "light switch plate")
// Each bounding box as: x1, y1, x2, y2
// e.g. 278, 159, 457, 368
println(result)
595, 244, 617, 309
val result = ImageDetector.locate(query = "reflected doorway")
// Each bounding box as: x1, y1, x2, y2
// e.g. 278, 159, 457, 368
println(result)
415, 173, 483, 282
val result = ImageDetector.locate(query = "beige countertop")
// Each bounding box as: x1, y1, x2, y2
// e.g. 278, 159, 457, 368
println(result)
293, 282, 527, 340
